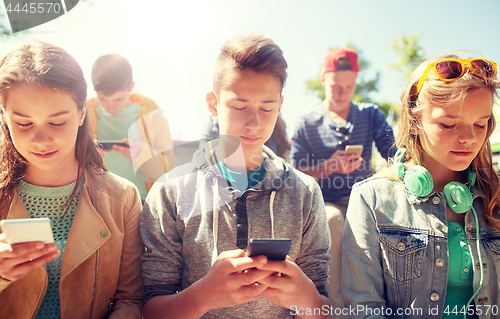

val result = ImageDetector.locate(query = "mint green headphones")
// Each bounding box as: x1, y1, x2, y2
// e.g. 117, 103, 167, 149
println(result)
394, 149, 476, 214
395, 149, 483, 317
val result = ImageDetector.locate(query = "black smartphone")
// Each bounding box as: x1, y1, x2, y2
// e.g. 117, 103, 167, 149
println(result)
98, 140, 129, 150
247, 238, 291, 260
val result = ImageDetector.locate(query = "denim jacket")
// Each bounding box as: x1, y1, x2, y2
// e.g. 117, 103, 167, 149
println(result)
342, 176, 500, 319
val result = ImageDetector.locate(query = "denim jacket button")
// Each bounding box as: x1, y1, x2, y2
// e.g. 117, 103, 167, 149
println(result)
430, 293, 439, 301
397, 242, 406, 251
432, 196, 441, 205
435, 258, 444, 267
466, 227, 476, 233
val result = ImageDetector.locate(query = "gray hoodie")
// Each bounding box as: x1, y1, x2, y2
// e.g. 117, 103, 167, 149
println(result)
140, 142, 331, 318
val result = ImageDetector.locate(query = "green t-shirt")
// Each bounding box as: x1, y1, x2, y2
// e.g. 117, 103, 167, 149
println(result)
97, 103, 148, 200
442, 222, 477, 319
16, 179, 82, 319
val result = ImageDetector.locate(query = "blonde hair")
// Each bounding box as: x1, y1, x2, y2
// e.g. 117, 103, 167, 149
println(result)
387, 53, 500, 229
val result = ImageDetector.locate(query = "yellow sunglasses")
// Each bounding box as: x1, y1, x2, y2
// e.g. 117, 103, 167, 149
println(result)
411, 58, 497, 102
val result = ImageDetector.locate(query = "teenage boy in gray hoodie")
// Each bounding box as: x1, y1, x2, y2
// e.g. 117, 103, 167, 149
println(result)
140, 34, 332, 319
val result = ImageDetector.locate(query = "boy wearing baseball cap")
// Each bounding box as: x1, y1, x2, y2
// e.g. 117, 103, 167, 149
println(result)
141, 34, 331, 318
290, 48, 396, 316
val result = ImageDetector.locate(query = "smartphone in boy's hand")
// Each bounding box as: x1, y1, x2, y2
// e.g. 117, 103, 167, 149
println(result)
344, 145, 363, 157
247, 238, 291, 260
98, 140, 130, 150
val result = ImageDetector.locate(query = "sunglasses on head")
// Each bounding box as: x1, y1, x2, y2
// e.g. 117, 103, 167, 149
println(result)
410, 58, 498, 105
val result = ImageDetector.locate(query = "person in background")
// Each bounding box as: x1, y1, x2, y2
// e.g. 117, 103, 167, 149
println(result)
88, 54, 177, 201
290, 48, 396, 315
0, 41, 143, 319
343, 54, 500, 318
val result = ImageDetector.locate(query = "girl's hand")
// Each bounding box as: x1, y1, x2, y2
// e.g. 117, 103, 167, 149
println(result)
0, 233, 59, 282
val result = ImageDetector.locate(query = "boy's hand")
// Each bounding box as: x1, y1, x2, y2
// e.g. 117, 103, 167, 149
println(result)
0, 233, 59, 282
110, 138, 142, 160
192, 249, 275, 313
321, 150, 363, 175
255, 256, 327, 312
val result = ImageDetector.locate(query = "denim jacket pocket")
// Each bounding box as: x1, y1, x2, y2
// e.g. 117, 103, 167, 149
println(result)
484, 234, 500, 269
484, 233, 500, 253
379, 228, 428, 282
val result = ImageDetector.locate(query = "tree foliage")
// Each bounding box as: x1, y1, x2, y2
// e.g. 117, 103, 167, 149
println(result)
389, 31, 426, 79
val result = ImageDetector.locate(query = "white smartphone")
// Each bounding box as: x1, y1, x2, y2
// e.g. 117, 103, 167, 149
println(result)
0, 218, 55, 245
344, 145, 364, 156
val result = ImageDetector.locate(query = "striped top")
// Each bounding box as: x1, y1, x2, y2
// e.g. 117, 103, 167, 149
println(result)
290, 102, 396, 203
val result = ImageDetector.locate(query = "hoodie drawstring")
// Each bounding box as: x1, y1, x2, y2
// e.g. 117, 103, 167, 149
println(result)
270, 190, 276, 239
211, 184, 277, 264
211, 177, 219, 265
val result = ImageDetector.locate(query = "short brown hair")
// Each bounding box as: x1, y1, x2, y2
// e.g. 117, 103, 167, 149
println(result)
92, 54, 133, 95
213, 34, 287, 94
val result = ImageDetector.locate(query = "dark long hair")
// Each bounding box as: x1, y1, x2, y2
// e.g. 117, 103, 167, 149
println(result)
0, 41, 105, 207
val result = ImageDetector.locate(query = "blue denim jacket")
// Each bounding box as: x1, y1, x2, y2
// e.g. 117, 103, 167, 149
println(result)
343, 176, 500, 319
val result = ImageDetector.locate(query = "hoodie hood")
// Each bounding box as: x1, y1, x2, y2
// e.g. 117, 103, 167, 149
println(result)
193, 140, 296, 263
194, 140, 291, 197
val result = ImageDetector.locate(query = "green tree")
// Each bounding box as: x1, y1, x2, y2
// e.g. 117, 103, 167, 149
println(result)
389, 31, 426, 79
384, 31, 427, 124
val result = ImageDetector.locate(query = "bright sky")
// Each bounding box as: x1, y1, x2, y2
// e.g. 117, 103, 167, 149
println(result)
1, 0, 500, 141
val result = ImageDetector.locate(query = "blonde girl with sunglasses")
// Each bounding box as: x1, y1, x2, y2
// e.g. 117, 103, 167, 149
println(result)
0, 42, 143, 319
342, 53, 500, 319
